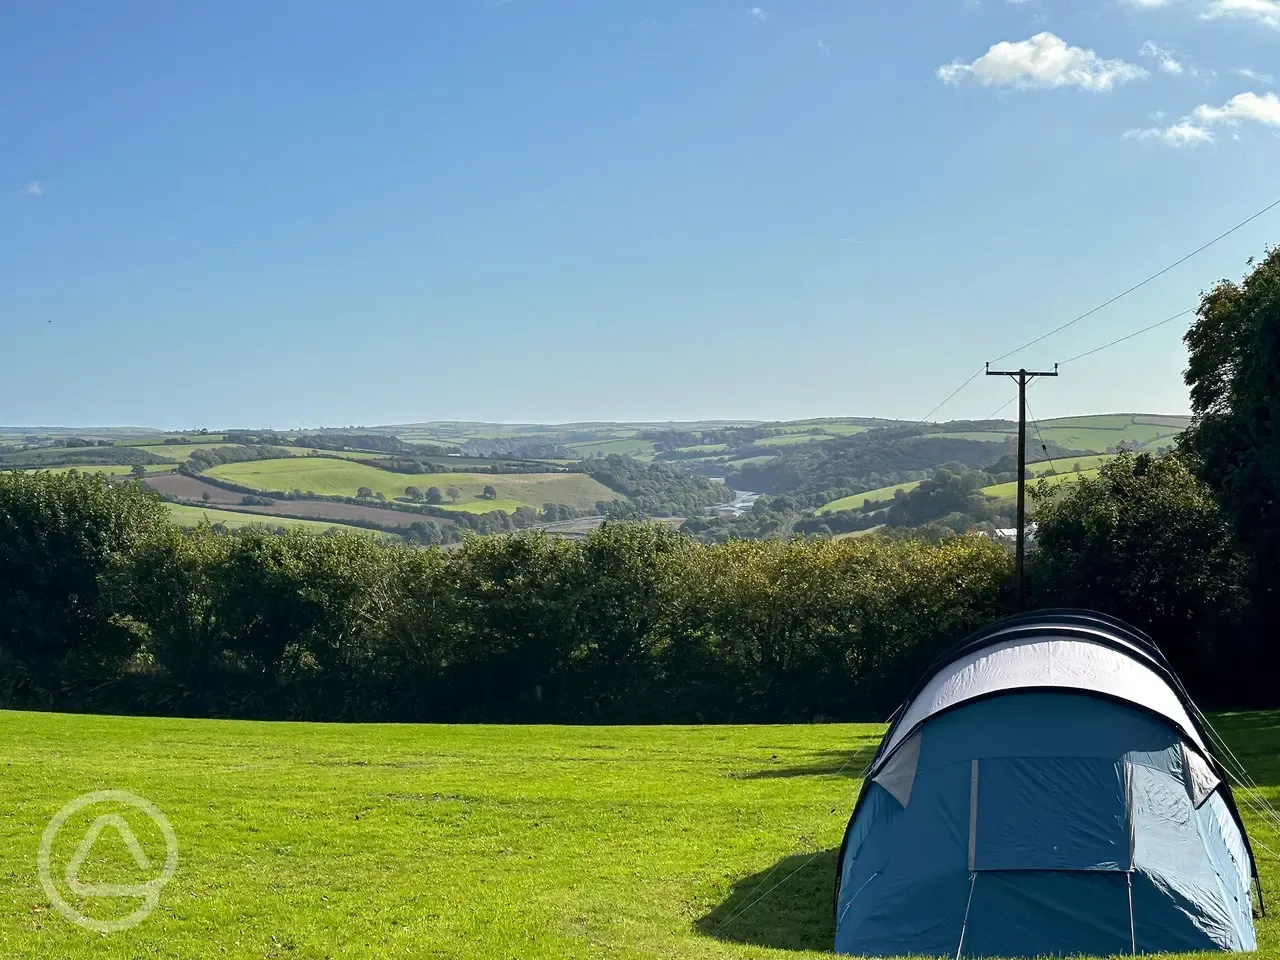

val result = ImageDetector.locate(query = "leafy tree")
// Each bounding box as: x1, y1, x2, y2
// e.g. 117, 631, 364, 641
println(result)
202, 492, 211, 503
405, 486, 422, 501
426, 486, 443, 505
1031, 453, 1246, 697
0, 472, 168, 692
130, 463, 147, 479
482, 485, 498, 500
883, 464, 992, 530
1180, 247, 1280, 644
357, 487, 373, 499
447, 486, 461, 503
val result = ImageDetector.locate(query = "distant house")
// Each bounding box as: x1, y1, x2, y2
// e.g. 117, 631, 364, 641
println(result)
989, 523, 1037, 550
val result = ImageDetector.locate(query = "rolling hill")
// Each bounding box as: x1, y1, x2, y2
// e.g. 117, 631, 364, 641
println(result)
203, 458, 622, 512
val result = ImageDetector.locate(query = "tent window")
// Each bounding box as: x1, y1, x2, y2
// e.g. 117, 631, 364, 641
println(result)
971, 757, 1132, 872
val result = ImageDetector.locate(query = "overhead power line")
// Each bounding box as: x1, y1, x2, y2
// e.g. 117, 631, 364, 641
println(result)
991, 196, 1280, 366
1058, 308, 1194, 367
910, 195, 1280, 425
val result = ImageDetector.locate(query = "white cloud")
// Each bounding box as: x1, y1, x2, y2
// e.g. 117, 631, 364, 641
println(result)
746, 6, 766, 23
937, 32, 1147, 91
1203, 0, 1280, 28
1235, 67, 1274, 84
1140, 41, 1184, 74
818, 39, 830, 58
1193, 90, 1280, 125
23, 181, 43, 197
1124, 0, 1171, 6
1131, 90, 1280, 148
1124, 120, 1214, 144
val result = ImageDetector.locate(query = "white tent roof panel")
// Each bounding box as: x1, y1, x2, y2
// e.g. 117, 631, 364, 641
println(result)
874, 628, 1208, 773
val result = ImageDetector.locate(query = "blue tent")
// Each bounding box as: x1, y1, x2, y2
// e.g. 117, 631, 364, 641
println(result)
835, 610, 1259, 957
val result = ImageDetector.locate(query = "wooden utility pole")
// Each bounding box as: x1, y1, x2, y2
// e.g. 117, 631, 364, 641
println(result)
985, 363, 1059, 606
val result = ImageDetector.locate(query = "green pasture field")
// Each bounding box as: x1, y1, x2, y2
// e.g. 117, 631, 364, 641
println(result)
563, 438, 656, 459
753, 434, 838, 448
204, 459, 620, 511
773, 420, 877, 436
431, 497, 532, 515
927, 431, 1014, 443
1034, 415, 1183, 453
817, 480, 923, 515
724, 455, 775, 467
164, 503, 378, 535
675, 444, 730, 454
133, 442, 248, 460
21, 464, 178, 477
1025, 453, 1114, 475
2, 710, 1277, 959
926, 416, 1185, 454
117, 435, 226, 446
133, 444, 382, 462
981, 468, 1101, 502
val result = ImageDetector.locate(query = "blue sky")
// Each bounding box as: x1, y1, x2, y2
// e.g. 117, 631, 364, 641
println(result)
2, 0, 1278, 429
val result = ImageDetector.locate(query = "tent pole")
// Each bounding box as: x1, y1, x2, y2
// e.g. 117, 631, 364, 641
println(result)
955, 872, 976, 960
1128, 872, 1136, 955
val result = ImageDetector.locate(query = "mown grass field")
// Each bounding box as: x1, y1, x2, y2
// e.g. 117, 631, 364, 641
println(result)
204, 459, 620, 512
818, 481, 923, 515
1, 711, 1276, 960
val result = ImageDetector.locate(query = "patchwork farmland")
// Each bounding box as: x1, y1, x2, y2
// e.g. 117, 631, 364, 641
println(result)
202, 458, 621, 512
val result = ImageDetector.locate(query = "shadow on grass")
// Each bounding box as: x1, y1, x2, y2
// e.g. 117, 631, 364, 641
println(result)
694, 848, 837, 953
736, 747, 876, 781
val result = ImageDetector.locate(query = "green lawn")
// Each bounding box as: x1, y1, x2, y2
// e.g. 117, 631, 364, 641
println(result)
164, 503, 378, 535
1, 710, 1277, 959
204, 459, 620, 511
818, 481, 922, 515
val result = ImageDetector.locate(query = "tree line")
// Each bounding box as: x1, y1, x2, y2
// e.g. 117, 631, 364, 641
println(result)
0, 469, 1011, 722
